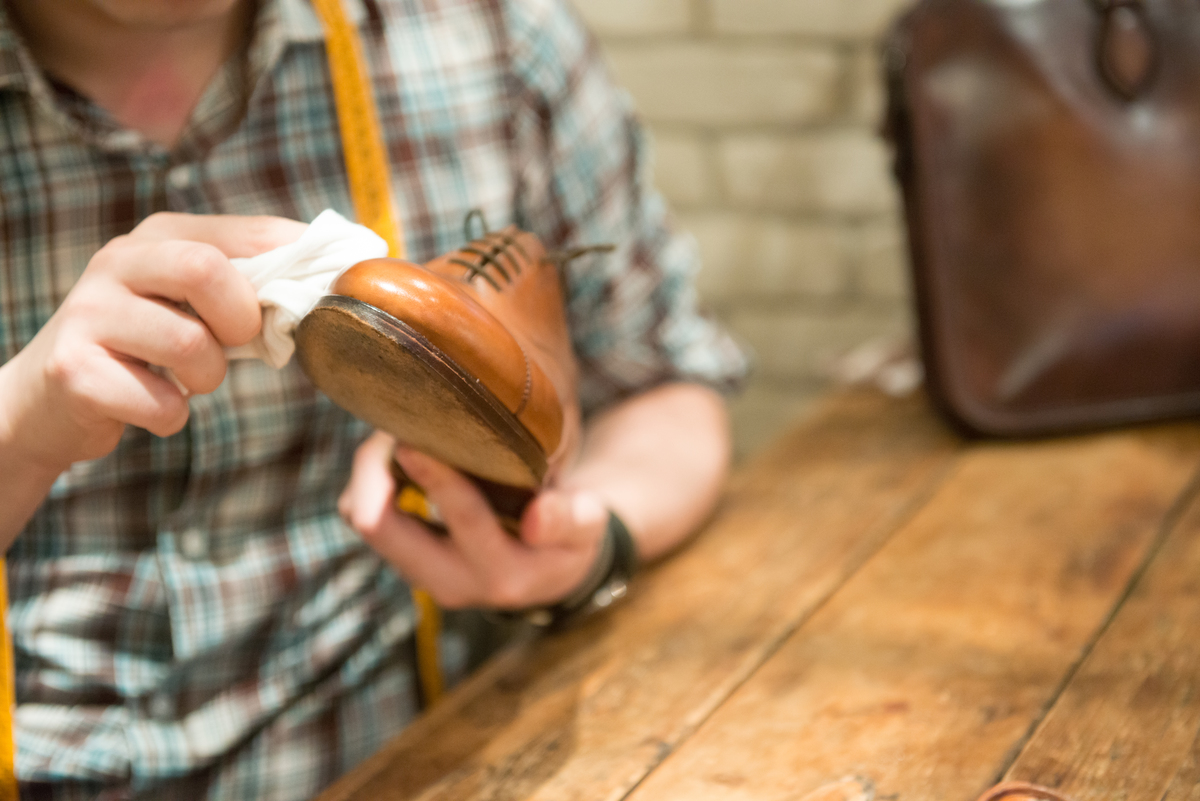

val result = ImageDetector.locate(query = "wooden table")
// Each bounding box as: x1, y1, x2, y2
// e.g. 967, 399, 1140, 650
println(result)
318, 391, 1200, 801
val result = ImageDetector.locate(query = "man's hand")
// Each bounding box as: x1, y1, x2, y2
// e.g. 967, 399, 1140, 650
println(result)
339, 431, 609, 610
0, 212, 306, 474
341, 384, 732, 611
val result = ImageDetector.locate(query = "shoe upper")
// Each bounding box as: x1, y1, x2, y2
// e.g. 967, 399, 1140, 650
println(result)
975, 783, 1077, 801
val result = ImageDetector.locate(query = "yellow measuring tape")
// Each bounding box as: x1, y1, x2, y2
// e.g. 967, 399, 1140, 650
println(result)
0, 6, 440, 796
0, 564, 15, 801
310, 0, 404, 260
311, 0, 445, 708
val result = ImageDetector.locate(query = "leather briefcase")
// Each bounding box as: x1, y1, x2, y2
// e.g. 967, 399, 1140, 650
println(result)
884, 0, 1200, 436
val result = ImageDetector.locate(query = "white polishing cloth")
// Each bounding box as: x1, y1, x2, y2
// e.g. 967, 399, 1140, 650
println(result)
225, 209, 389, 368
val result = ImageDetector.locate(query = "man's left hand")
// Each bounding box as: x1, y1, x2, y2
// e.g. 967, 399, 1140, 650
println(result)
338, 430, 609, 610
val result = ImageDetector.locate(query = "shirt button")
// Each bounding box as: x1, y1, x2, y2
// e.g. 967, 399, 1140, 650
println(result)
103, 130, 142, 151
149, 694, 174, 721
179, 528, 208, 560
167, 165, 195, 190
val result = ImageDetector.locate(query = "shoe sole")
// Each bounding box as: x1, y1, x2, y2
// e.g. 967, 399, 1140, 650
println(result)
295, 295, 547, 488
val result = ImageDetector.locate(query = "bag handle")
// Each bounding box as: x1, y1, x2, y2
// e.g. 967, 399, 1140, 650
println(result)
1094, 0, 1157, 98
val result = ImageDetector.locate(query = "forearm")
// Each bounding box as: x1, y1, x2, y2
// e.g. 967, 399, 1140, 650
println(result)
0, 458, 60, 549
0, 365, 64, 549
560, 382, 732, 562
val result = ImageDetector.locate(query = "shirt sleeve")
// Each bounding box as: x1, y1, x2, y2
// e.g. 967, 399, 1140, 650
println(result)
503, 0, 750, 415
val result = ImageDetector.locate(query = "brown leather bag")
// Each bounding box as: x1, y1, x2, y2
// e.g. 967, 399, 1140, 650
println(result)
884, 0, 1200, 436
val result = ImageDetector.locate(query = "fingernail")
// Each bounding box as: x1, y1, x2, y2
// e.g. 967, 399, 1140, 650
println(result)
571, 493, 607, 529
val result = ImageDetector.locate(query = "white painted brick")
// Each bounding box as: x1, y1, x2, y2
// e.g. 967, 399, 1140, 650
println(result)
650, 132, 716, 207
712, 0, 917, 40
605, 43, 841, 126
850, 46, 887, 127
570, 0, 692, 36
680, 212, 850, 300
573, 0, 921, 459
729, 382, 822, 458
728, 306, 910, 380
854, 218, 911, 299
652, 131, 715, 208
719, 131, 900, 215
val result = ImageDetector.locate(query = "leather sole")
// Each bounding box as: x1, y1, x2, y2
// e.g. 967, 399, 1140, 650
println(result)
295, 295, 547, 488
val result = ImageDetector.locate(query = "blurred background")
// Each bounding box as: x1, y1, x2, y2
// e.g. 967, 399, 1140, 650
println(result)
570, 0, 918, 456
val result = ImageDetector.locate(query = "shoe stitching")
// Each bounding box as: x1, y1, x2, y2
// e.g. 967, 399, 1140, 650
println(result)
515, 353, 532, 418
452, 230, 535, 420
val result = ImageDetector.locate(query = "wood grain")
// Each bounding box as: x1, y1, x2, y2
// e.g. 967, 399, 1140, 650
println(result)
626, 422, 1200, 801
1004, 470, 1200, 800
316, 391, 959, 801
1161, 726, 1200, 801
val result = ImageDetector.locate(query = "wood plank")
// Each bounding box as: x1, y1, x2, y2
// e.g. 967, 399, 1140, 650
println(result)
626, 422, 1200, 801
1002, 474, 1200, 800
316, 391, 960, 801
1161, 727, 1200, 801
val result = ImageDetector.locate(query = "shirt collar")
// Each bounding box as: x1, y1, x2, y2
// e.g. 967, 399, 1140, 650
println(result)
248, 0, 372, 92
0, 4, 31, 92
276, 0, 370, 43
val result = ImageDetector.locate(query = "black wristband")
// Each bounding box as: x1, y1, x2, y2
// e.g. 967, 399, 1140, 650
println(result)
514, 510, 639, 630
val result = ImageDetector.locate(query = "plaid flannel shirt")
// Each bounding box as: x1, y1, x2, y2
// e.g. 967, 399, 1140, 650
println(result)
0, 0, 747, 798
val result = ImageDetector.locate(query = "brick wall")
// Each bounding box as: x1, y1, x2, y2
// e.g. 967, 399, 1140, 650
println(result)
570, 0, 918, 454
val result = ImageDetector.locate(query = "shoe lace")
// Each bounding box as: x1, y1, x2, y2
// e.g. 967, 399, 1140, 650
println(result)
451, 209, 615, 291
450, 229, 529, 291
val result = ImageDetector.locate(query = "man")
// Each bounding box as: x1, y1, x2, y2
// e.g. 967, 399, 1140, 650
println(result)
0, 0, 747, 798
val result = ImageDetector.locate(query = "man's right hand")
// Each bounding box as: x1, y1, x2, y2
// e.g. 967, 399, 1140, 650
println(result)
0, 213, 307, 477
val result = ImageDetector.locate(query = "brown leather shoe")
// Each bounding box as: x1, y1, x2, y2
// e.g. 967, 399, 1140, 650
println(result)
295, 225, 580, 491
975, 782, 1078, 801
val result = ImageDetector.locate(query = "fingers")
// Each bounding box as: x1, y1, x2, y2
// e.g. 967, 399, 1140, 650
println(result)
101, 238, 262, 348
45, 341, 190, 438
338, 430, 398, 522
4, 214, 305, 473
339, 439, 613, 610
130, 213, 307, 259
93, 295, 227, 395
362, 516, 479, 608
112, 212, 309, 348
91, 356, 191, 438
393, 448, 518, 577
387, 448, 605, 608
339, 435, 480, 608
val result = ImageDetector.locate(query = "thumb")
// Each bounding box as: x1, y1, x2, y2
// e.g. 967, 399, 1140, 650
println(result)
521, 489, 607, 550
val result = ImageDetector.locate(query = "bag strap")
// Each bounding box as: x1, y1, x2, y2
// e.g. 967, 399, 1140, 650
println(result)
310, 0, 446, 707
